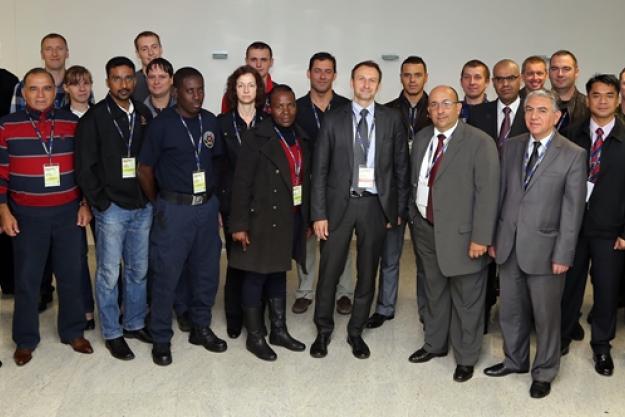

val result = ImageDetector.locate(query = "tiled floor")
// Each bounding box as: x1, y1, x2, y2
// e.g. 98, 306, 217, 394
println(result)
1, 242, 624, 416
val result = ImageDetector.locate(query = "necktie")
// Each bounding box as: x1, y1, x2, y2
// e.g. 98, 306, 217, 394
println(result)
497, 106, 511, 149
426, 134, 446, 223
352, 109, 369, 190
588, 127, 604, 183
524, 141, 541, 188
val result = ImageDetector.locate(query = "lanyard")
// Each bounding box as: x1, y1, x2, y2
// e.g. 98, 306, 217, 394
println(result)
522, 135, 553, 189
106, 104, 135, 157
180, 113, 204, 171
273, 126, 302, 178
27, 111, 55, 163
232, 111, 256, 145
351, 110, 375, 159
425, 135, 449, 179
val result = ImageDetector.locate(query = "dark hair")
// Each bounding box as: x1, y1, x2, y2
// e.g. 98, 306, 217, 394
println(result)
40, 33, 67, 49
550, 50, 578, 67
146, 58, 174, 77
351, 60, 382, 82
618, 67, 625, 83
134, 31, 161, 50
268, 84, 295, 103
105, 56, 135, 77
23, 67, 54, 86
225, 65, 265, 110
461, 59, 490, 79
173, 67, 203, 89
308, 52, 337, 72
401, 56, 427, 73
246, 41, 272, 58
521, 55, 547, 73
64, 65, 93, 85
585, 74, 620, 95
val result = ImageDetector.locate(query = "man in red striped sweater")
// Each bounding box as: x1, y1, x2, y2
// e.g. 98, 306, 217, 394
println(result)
0, 68, 93, 366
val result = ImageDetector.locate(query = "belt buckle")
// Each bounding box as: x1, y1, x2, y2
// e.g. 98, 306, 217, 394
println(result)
191, 195, 204, 206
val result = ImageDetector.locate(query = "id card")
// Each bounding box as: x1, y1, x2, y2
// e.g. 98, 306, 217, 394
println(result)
43, 164, 61, 188
121, 157, 136, 179
416, 178, 429, 207
293, 185, 302, 206
192, 170, 206, 194
586, 181, 594, 203
358, 166, 375, 189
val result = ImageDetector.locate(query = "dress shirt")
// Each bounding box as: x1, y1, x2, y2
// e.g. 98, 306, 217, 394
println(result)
497, 97, 521, 137
351, 100, 377, 194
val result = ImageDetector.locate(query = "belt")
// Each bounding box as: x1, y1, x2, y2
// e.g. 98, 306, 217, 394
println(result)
350, 190, 377, 198
159, 190, 212, 206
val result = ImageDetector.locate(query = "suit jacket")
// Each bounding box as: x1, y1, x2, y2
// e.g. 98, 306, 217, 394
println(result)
494, 132, 586, 274
311, 102, 409, 229
467, 99, 528, 143
564, 117, 625, 240
409, 121, 500, 277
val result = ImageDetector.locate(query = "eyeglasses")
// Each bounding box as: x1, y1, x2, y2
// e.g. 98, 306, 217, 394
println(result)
492, 75, 519, 83
428, 100, 458, 109
109, 75, 135, 84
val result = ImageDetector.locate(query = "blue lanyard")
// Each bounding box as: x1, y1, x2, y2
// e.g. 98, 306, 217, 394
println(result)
27, 111, 55, 163
273, 126, 301, 178
522, 135, 553, 189
231, 111, 256, 145
425, 135, 448, 179
106, 104, 135, 157
179, 113, 204, 171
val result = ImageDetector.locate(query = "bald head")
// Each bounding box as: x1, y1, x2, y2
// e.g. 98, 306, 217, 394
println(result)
492, 59, 521, 105
428, 85, 462, 131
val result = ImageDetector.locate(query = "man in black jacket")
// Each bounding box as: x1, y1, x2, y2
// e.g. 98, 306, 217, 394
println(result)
560, 74, 625, 377
75, 57, 153, 361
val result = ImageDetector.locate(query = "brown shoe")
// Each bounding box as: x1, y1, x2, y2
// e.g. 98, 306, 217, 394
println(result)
14, 348, 33, 366
292, 297, 312, 314
336, 296, 352, 315
65, 337, 94, 354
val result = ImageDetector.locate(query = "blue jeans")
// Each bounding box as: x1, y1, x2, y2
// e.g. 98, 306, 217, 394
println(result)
94, 202, 152, 340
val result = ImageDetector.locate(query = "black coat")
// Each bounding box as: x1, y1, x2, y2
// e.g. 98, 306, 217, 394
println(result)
467, 99, 528, 142
228, 118, 311, 274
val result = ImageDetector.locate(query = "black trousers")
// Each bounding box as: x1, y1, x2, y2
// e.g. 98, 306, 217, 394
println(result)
314, 195, 387, 337
223, 233, 245, 327
241, 271, 286, 308
0, 233, 14, 294
561, 236, 624, 354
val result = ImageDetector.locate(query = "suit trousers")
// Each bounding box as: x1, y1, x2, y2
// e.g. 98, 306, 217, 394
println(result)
414, 214, 486, 366
314, 195, 387, 337
500, 248, 565, 382
406, 222, 427, 322
561, 236, 624, 354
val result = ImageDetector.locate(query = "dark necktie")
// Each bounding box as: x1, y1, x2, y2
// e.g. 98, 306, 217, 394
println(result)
524, 141, 541, 188
426, 134, 446, 223
588, 127, 604, 183
497, 106, 511, 149
352, 108, 370, 190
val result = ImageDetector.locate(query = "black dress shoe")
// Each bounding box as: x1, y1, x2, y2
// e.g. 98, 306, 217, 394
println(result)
176, 312, 192, 333
408, 347, 447, 363
124, 328, 153, 344
189, 327, 227, 352
347, 335, 370, 359
530, 381, 551, 398
152, 344, 172, 366
227, 327, 241, 339
84, 319, 95, 331
105, 337, 135, 361
453, 365, 474, 382
483, 362, 529, 377
594, 353, 614, 376
310, 334, 330, 358
366, 313, 394, 329
571, 322, 585, 341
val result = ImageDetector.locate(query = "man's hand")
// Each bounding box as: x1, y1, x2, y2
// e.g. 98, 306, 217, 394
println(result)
0, 205, 19, 236
468, 242, 487, 259
552, 263, 569, 275
487, 246, 496, 259
614, 237, 625, 250
76, 205, 92, 227
232, 231, 251, 251
314, 220, 329, 240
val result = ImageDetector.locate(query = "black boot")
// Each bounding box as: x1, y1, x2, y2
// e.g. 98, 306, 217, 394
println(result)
243, 307, 277, 361
268, 298, 305, 352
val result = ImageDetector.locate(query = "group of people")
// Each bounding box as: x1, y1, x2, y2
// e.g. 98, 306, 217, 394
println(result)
1, 31, 625, 401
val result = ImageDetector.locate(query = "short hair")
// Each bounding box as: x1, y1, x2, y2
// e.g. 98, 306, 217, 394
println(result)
23, 67, 54, 86
173, 67, 203, 89
105, 56, 135, 77
134, 31, 161, 50
225, 65, 265, 110
401, 56, 427, 73
525, 88, 559, 111
146, 58, 174, 77
550, 50, 578, 67
308, 52, 337, 72
246, 41, 272, 58
268, 84, 295, 103
521, 55, 547, 73
618, 67, 625, 83
460, 59, 490, 79
585, 74, 620, 95
351, 60, 382, 82
40, 33, 67, 49
64, 65, 93, 85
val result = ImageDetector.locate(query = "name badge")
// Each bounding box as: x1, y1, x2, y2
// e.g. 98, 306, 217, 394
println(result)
293, 185, 302, 206
586, 181, 594, 203
416, 178, 429, 207
358, 166, 375, 189
192, 170, 206, 194
43, 164, 61, 188
121, 157, 136, 179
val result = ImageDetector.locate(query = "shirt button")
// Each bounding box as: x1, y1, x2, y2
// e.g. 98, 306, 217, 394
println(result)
272, 224, 277, 228
272, 205, 277, 210
275, 169, 280, 174
273, 189, 277, 193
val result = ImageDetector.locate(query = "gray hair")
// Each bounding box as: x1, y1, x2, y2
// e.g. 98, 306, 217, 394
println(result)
525, 88, 559, 111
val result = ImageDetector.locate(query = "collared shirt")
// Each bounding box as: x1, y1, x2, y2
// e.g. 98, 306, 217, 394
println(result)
590, 117, 615, 146
116, 100, 135, 123
496, 97, 521, 137
416, 121, 458, 217
524, 132, 553, 174
351, 100, 377, 194
143, 95, 176, 118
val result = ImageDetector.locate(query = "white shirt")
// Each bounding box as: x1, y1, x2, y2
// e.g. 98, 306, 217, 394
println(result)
590, 117, 615, 146
351, 101, 377, 193
497, 97, 521, 138
117, 100, 135, 123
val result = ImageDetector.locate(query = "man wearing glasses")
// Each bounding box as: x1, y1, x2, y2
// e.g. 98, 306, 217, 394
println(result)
549, 50, 589, 132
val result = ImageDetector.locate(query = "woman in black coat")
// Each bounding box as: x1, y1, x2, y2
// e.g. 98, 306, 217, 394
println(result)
229, 85, 310, 361
217, 65, 266, 339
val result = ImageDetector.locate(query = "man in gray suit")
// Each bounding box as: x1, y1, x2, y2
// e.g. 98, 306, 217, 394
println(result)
483, 89, 586, 399
407, 85, 500, 382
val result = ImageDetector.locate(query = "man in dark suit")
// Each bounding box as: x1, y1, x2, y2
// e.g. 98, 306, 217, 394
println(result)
310, 60, 409, 359
560, 74, 625, 377
483, 89, 586, 399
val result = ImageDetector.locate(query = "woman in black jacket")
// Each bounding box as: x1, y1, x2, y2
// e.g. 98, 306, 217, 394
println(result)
229, 84, 310, 361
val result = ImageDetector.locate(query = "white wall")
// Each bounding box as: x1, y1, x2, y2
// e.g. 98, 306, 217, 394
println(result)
1, 0, 624, 113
